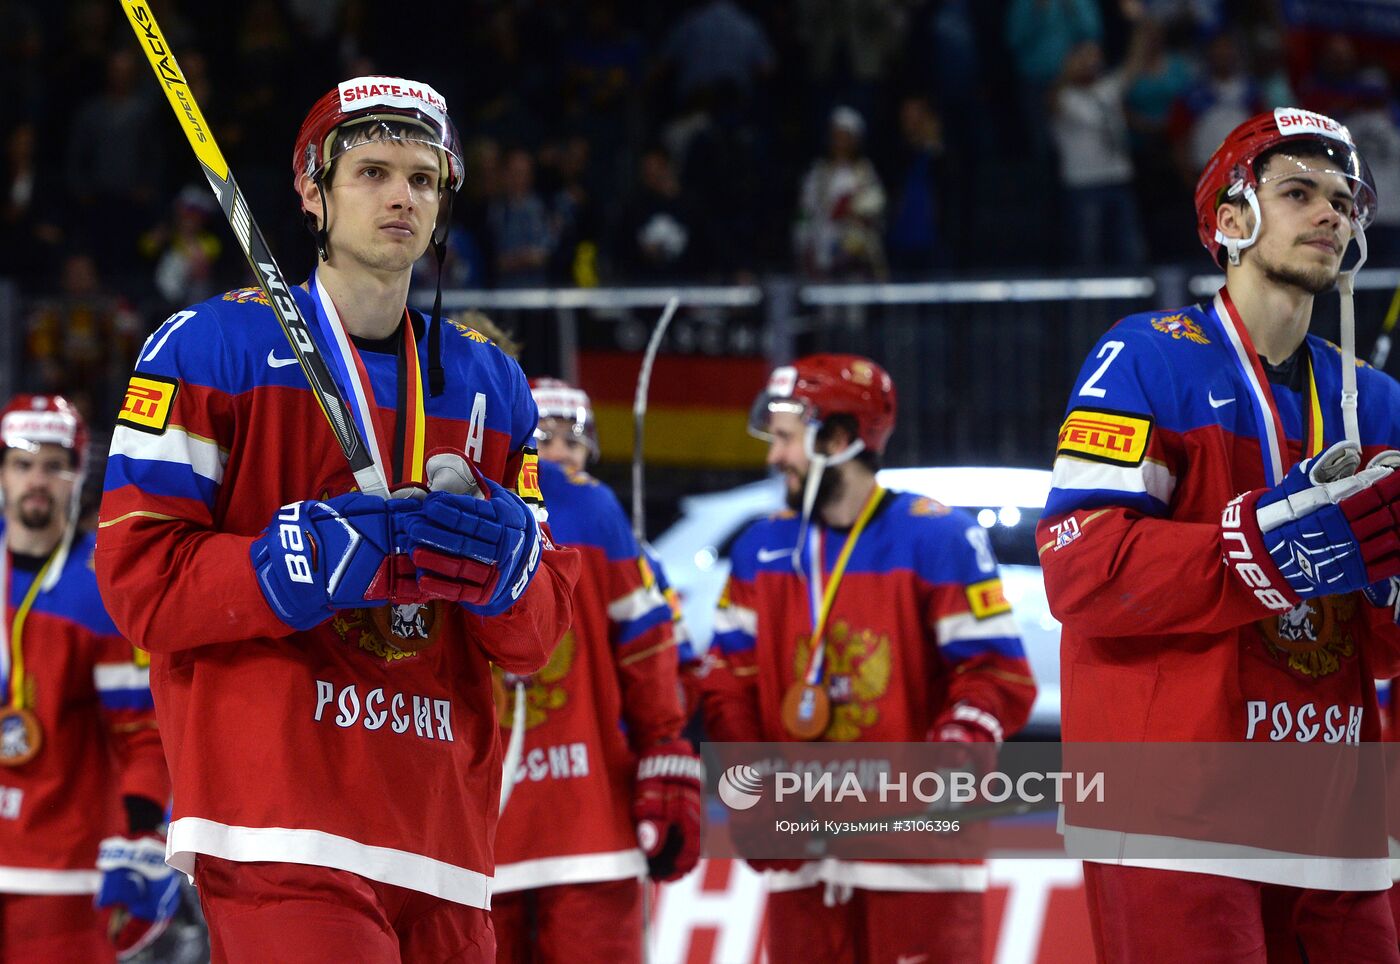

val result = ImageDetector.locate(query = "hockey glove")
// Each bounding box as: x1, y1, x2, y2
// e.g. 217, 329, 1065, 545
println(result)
632, 740, 704, 882
403, 470, 542, 615
95, 834, 181, 960
1221, 441, 1400, 610
251, 493, 421, 631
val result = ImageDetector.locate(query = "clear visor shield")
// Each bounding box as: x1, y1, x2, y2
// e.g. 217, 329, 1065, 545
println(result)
747, 393, 810, 442
1256, 141, 1379, 231
318, 117, 461, 191
533, 417, 599, 459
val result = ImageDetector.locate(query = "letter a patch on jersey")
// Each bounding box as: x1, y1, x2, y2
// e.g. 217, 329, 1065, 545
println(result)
1056, 408, 1152, 466
117, 375, 179, 435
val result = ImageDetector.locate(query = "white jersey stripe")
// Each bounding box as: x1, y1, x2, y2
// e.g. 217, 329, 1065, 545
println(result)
110, 424, 226, 486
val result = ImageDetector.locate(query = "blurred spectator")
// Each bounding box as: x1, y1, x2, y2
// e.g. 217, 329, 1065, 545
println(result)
25, 254, 141, 421
794, 107, 887, 280
1169, 32, 1262, 176
458, 137, 503, 287
1346, 70, 1400, 267
794, 0, 907, 117
1122, 17, 1196, 260
139, 187, 225, 309
1297, 34, 1364, 120
657, 0, 775, 107
411, 224, 486, 291
1051, 41, 1146, 268
612, 148, 712, 283
886, 95, 948, 275
487, 149, 552, 288
0, 122, 63, 287
539, 136, 601, 286
65, 50, 163, 278
1006, 0, 1104, 162
1249, 27, 1295, 110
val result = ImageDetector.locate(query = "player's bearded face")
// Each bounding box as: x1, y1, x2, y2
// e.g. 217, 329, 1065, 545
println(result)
765, 412, 843, 512
1247, 158, 1355, 296
0, 446, 74, 532
319, 141, 442, 274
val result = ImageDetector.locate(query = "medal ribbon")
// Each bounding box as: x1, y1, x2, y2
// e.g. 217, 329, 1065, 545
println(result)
1211, 288, 1290, 486
309, 270, 426, 490
798, 485, 885, 687
1303, 346, 1324, 459
0, 548, 59, 710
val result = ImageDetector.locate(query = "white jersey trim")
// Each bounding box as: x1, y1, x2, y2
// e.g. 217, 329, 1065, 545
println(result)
1064, 824, 1392, 891
762, 858, 987, 893
491, 849, 646, 894
0, 865, 101, 894
111, 424, 226, 486
936, 611, 1020, 645
1049, 455, 1176, 506
607, 583, 668, 624
93, 663, 150, 692
713, 604, 757, 637
167, 817, 492, 908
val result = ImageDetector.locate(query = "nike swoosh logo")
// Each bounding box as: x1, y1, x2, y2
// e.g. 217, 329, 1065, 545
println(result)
756, 548, 792, 563
1208, 391, 1234, 408
897, 956, 929, 964
267, 350, 299, 369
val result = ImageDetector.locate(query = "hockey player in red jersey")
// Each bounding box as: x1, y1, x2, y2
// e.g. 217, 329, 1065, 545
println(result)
490, 378, 701, 964
0, 395, 171, 961
96, 77, 578, 962
701, 355, 1036, 963
1039, 108, 1400, 961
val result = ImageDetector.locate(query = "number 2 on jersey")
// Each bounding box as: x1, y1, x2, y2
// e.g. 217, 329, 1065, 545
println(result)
1079, 340, 1124, 398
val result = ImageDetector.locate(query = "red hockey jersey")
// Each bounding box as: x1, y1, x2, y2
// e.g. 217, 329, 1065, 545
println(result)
703, 489, 1036, 891
492, 461, 680, 892
96, 288, 577, 908
1039, 291, 1400, 889
0, 531, 166, 894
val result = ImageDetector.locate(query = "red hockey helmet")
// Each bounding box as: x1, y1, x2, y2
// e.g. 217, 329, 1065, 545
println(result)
1195, 108, 1376, 266
530, 377, 599, 462
0, 394, 87, 471
749, 354, 896, 456
293, 76, 464, 193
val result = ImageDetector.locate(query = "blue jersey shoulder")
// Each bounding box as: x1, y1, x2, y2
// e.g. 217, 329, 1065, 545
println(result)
537, 461, 637, 561
28, 532, 120, 638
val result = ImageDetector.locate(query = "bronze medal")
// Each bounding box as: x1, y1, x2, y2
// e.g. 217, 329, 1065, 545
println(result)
0, 706, 41, 766
369, 600, 442, 655
781, 682, 830, 740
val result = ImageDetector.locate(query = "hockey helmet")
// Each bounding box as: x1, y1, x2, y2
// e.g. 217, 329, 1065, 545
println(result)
749, 354, 896, 458
1195, 107, 1376, 267
531, 378, 600, 462
0, 394, 87, 472
293, 76, 464, 194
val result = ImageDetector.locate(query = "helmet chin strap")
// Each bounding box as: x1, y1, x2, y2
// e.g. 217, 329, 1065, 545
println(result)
1339, 223, 1368, 448
1219, 184, 1262, 266
790, 421, 866, 571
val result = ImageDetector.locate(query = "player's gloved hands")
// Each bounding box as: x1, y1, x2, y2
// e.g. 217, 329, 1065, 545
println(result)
632, 740, 704, 882
251, 493, 422, 630
95, 834, 181, 960
1221, 441, 1400, 609
403, 462, 542, 615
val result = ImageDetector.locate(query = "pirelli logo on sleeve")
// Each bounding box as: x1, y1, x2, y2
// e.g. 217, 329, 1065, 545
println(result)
1056, 408, 1152, 466
966, 578, 1012, 620
514, 449, 543, 504
117, 374, 179, 435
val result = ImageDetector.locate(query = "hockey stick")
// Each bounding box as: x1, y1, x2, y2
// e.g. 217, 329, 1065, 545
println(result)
631, 296, 682, 541
1369, 281, 1400, 369
119, 0, 387, 498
